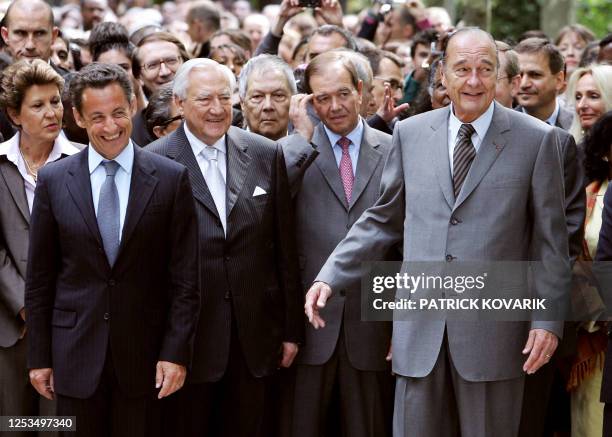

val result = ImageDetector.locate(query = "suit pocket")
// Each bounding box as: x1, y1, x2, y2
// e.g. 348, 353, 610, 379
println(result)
51, 309, 77, 328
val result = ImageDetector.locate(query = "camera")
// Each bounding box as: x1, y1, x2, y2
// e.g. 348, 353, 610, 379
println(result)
298, 0, 321, 8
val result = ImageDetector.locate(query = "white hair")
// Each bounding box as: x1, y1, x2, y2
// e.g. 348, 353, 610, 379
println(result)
238, 54, 297, 100
173, 58, 236, 99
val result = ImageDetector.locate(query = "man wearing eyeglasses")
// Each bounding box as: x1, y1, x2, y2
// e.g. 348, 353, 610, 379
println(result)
131, 32, 189, 146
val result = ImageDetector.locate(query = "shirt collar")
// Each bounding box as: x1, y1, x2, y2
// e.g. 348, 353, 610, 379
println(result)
449, 101, 495, 144
545, 100, 560, 126
0, 130, 80, 161
88, 140, 134, 175
323, 118, 364, 149
520, 100, 560, 126
184, 122, 226, 157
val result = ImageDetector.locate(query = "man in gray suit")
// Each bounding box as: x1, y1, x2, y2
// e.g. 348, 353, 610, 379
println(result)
280, 51, 395, 437
515, 37, 574, 130
305, 28, 571, 437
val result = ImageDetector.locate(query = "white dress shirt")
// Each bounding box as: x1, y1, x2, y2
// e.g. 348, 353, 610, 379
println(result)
184, 122, 227, 184
323, 119, 364, 175
0, 130, 80, 212
448, 102, 495, 173
88, 141, 134, 240
521, 99, 560, 126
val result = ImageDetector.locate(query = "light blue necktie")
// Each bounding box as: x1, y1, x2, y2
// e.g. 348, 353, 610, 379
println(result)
97, 160, 120, 266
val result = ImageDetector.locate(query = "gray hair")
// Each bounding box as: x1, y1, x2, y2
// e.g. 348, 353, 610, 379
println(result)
333, 49, 373, 89
173, 58, 236, 100
238, 54, 297, 100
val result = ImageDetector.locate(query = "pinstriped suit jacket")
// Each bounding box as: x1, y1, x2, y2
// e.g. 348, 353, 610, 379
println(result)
147, 124, 302, 382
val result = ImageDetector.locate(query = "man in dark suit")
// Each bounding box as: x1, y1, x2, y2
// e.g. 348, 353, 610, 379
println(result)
280, 51, 395, 437
25, 63, 200, 437
515, 37, 574, 130
147, 58, 302, 437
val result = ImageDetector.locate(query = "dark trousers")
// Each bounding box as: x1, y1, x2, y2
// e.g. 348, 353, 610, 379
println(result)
291, 328, 395, 437
167, 320, 269, 437
0, 337, 57, 437
56, 347, 160, 437
605, 403, 612, 437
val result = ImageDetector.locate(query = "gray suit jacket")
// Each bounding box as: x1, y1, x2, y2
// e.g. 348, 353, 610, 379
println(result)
0, 137, 83, 347
281, 122, 394, 370
317, 103, 571, 381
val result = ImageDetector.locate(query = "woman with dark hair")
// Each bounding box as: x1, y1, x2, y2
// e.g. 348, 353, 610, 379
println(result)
88, 22, 145, 111
0, 60, 82, 421
570, 111, 612, 436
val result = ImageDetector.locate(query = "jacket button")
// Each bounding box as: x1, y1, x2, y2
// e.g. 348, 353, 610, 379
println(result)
224, 255, 230, 261
450, 217, 459, 225
446, 254, 454, 262
103, 312, 110, 321
108, 280, 116, 287
224, 291, 232, 300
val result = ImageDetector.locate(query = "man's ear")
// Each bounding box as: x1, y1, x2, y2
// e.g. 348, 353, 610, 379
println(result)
129, 95, 137, 118
554, 70, 565, 94
356, 79, 363, 106
51, 26, 59, 44
441, 64, 448, 88
1, 27, 9, 45
152, 125, 164, 138
73, 106, 86, 129
173, 94, 184, 116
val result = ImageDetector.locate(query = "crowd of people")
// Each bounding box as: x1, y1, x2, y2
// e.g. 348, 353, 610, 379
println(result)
0, 0, 611, 436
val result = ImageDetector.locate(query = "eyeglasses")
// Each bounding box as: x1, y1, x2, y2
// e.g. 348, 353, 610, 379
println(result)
160, 114, 182, 127
142, 56, 181, 74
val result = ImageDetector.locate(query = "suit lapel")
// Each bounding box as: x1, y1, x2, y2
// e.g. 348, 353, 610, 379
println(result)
429, 108, 454, 209
117, 147, 158, 256
312, 125, 349, 210
453, 103, 509, 211
65, 149, 103, 246
350, 124, 382, 209
0, 160, 30, 223
225, 127, 251, 217
169, 124, 220, 219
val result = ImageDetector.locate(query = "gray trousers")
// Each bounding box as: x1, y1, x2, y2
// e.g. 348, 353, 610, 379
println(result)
393, 334, 525, 437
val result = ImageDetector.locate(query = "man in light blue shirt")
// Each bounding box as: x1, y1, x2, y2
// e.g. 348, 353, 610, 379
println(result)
25, 63, 199, 437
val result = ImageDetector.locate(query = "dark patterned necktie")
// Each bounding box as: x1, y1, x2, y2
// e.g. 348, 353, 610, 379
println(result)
452, 123, 476, 198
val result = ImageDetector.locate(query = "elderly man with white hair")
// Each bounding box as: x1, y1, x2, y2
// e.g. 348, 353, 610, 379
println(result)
146, 58, 302, 437
239, 54, 297, 141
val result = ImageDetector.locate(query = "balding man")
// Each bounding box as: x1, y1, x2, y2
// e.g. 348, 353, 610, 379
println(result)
1, 0, 60, 68
0, 0, 66, 157
147, 59, 302, 437
305, 28, 570, 437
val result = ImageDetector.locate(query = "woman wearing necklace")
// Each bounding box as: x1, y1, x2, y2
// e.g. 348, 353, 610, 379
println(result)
0, 59, 82, 425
